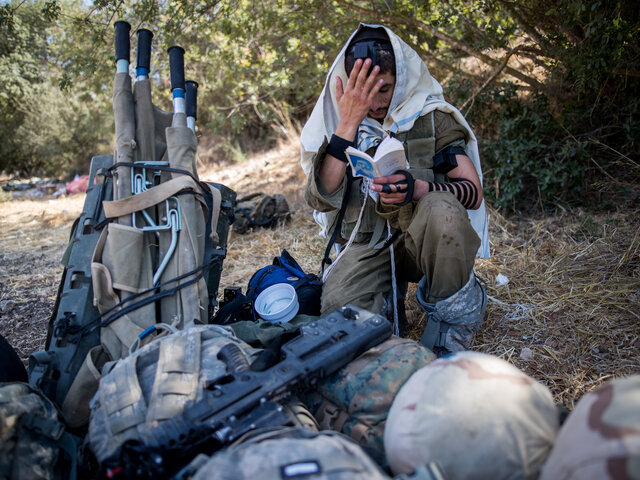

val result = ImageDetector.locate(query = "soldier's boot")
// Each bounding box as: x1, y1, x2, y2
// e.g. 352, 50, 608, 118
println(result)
416, 271, 487, 357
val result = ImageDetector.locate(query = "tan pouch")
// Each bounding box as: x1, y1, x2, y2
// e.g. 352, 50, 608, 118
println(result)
61, 345, 111, 428
91, 223, 155, 360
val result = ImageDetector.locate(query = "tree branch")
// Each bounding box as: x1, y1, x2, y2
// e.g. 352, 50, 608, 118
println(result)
461, 45, 525, 115
333, 0, 544, 89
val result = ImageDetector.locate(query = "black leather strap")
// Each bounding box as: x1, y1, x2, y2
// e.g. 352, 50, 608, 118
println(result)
326, 134, 355, 163
391, 169, 415, 207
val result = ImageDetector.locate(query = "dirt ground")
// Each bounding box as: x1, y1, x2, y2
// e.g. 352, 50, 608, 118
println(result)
1, 136, 638, 410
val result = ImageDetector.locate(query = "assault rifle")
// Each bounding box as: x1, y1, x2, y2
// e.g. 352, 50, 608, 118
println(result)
105, 306, 392, 478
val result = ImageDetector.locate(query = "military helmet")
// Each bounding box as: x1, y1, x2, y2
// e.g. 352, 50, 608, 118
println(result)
384, 351, 559, 479
540, 374, 640, 480
187, 427, 390, 480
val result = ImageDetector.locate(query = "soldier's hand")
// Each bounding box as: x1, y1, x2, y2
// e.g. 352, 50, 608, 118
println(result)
372, 174, 412, 204
334, 58, 384, 139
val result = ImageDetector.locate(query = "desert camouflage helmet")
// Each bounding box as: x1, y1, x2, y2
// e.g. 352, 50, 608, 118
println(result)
384, 351, 559, 479
540, 374, 640, 480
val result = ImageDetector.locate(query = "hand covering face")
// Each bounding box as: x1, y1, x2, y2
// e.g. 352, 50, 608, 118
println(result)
300, 23, 490, 258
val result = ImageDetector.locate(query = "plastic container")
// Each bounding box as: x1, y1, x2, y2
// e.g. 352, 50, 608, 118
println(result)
254, 283, 299, 323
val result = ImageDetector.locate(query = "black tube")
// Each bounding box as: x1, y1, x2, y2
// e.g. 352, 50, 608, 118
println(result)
114, 21, 131, 63
167, 46, 186, 92
136, 29, 153, 72
185, 80, 199, 119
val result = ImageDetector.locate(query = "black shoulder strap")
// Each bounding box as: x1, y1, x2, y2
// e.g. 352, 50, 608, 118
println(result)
321, 169, 353, 274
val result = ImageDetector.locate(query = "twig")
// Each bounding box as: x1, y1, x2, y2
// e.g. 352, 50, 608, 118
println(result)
462, 45, 525, 115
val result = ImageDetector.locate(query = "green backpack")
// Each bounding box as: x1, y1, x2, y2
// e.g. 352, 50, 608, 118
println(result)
301, 337, 436, 462
232, 192, 292, 234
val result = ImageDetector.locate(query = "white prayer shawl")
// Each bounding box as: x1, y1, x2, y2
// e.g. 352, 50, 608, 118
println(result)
300, 24, 490, 258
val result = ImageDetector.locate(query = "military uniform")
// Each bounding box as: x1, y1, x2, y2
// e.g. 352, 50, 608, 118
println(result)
305, 111, 480, 316
300, 24, 489, 354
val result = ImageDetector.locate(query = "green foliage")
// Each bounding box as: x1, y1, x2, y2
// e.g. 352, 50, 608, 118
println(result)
445, 0, 640, 210
1, 0, 637, 212
452, 82, 589, 210
0, 0, 111, 177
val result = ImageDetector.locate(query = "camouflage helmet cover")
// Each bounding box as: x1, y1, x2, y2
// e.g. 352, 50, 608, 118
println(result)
302, 336, 436, 455
190, 426, 391, 480
540, 374, 640, 480
384, 351, 559, 479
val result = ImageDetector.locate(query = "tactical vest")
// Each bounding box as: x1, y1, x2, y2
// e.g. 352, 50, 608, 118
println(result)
339, 112, 443, 245
87, 325, 261, 464
394, 111, 445, 184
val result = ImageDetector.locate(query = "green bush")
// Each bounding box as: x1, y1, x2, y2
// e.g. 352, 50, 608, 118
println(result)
0, 0, 111, 177
445, 0, 639, 211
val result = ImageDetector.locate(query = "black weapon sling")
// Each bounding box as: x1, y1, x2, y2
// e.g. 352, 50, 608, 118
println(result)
321, 169, 353, 275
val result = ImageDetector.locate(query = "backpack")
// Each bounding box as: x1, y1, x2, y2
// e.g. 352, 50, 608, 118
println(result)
87, 325, 262, 467
0, 382, 79, 480
232, 193, 292, 234
300, 337, 436, 463
214, 249, 322, 325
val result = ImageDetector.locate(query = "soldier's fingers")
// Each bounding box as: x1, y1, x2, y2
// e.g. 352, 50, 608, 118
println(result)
335, 76, 344, 101
355, 58, 373, 90
367, 77, 384, 102
380, 183, 407, 194
380, 193, 407, 204
346, 58, 363, 91
363, 65, 381, 94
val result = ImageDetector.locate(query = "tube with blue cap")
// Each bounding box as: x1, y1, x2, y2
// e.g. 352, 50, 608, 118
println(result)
168, 45, 186, 120
135, 29, 153, 80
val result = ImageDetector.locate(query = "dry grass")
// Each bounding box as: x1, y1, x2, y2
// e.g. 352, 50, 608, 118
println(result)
1, 134, 638, 411
199, 134, 640, 410
0, 195, 84, 360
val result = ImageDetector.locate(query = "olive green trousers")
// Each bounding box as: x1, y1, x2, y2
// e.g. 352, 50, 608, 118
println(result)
321, 191, 480, 315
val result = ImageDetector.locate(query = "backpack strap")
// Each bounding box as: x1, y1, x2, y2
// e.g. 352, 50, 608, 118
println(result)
212, 292, 253, 325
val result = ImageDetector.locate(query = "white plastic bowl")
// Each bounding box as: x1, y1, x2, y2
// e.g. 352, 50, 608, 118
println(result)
254, 283, 299, 323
